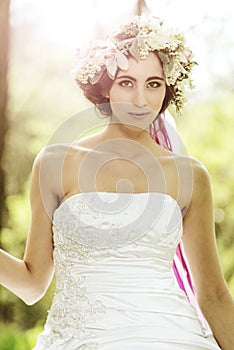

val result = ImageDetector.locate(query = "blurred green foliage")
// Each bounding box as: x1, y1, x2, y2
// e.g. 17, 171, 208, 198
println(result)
0, 323, 42, 350
178, 93, 234, 292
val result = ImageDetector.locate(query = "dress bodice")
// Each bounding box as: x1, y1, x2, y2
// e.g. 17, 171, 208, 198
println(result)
53, 191, 182, 251
34, 192, 220, 350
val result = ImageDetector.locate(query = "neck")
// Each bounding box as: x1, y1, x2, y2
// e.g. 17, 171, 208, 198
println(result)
91, 120, 168, 159
102, 120, 154, 146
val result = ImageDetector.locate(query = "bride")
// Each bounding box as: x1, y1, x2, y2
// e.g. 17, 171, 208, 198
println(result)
0, 15, 233, 349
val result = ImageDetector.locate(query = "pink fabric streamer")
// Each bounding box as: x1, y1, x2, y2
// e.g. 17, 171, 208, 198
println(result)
150, 114, 211, 334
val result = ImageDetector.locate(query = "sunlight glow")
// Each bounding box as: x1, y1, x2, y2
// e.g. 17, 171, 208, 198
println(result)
10, 0, 136, 49
10, 0, 234, 96
10, 0, 233, 48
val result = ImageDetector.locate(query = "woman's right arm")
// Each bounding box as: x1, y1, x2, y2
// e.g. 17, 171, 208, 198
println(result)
0, 149, 59, 305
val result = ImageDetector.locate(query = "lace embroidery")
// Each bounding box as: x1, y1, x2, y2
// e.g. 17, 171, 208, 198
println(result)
53, 192, 182, 249
41, 193, 182, 346
41, 265, 106, 346
37, 229, 108, 347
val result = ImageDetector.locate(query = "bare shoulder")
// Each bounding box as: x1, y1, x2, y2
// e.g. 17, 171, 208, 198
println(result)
34, 143, 74, 163
190, 156, 212, 203
180, 157, 211, 209
171, 153, 209, 177
34, 136, 99, 167
191, 156, 210, 180
163, 154, 210, 209
31, 143, 77, 198
33, 140, 98, 199
33, 142, 89, 170
176, 155, 212, 208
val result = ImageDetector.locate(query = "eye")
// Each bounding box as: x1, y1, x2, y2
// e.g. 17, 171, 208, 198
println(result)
147, 81, 162, 88
118, 80, 133, 87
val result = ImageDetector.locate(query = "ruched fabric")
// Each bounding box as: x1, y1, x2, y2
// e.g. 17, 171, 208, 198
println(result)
34, 192, 220, 350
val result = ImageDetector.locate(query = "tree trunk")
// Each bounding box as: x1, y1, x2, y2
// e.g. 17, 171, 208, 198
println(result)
0, 0, 10, 245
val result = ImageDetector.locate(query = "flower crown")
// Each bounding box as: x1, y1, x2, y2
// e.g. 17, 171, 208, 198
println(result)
72, 15, 197, 112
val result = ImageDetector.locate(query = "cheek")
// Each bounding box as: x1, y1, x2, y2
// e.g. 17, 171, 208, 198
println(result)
109, 83, 132, 103
109, 90, 126, 103
158, 86, 167, 104
150, 89, 166, 107
109, 101, 125, 115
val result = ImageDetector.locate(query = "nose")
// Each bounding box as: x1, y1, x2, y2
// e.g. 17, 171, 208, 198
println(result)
133, 87, 147, 107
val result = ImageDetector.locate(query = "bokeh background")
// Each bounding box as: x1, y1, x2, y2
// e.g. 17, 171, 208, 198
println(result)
0, 0, 233, 348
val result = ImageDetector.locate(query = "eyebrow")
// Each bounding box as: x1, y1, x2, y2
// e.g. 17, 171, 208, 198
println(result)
116, 75, 164, 82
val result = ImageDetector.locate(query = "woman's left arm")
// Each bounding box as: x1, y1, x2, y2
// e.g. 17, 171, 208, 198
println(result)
182, 159, 234, 350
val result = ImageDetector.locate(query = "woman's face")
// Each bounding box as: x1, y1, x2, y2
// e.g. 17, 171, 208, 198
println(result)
108, 52, 166, 128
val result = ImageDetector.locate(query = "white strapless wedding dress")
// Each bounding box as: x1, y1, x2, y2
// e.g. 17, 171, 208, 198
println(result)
33, 192, 220, 350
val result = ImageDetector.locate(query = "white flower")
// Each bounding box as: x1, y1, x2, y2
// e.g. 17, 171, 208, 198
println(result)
73, 15, 197, 112
148, 17, 162, 31
146, 30, 171, 50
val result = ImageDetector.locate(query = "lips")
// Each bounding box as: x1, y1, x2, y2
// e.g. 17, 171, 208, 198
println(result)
128, 112, 150, 120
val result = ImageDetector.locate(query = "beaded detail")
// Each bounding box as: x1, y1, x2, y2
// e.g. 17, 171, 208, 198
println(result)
42, 273, 106, 345
33, 193, 220, 350
39, 247, 106, 347
52, 192, 182, 250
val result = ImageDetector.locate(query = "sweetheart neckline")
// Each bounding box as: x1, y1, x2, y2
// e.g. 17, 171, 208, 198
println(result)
55, 192, 183, 216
